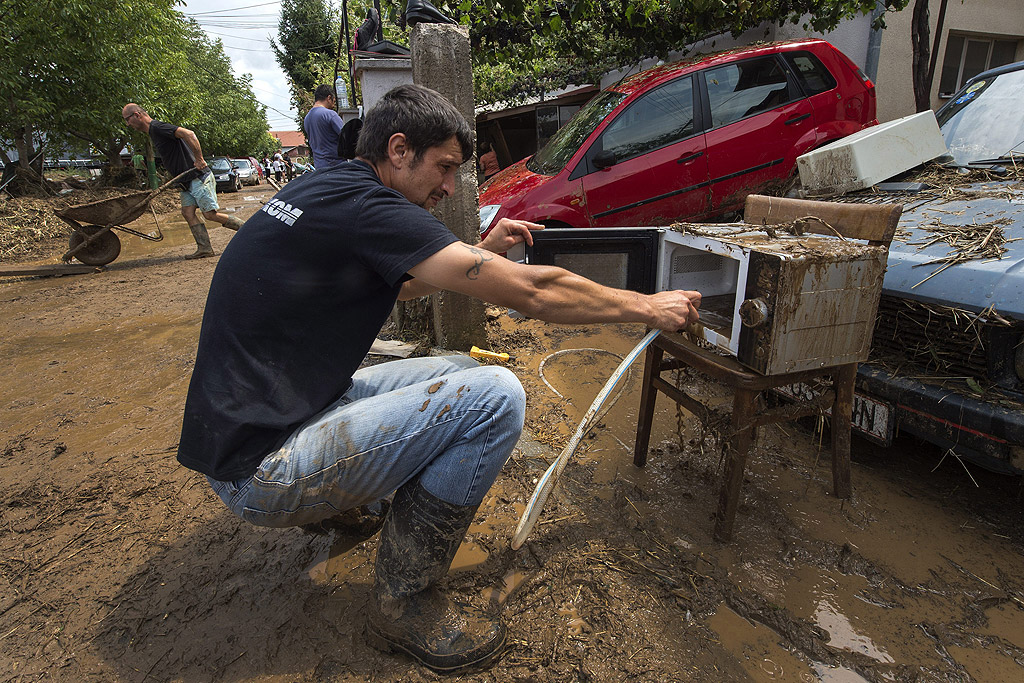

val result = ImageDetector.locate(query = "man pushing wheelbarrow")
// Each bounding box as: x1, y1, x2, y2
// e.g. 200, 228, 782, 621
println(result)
122, 103, 244, 258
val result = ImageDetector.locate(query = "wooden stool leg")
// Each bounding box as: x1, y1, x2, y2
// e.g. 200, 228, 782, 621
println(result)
714, 388, 758, 541
633, 343, 664, 468
830, 363, 856, 499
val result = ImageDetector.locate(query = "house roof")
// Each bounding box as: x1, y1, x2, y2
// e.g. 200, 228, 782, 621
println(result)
476, 85, 599, 120
270, 131, 307, 149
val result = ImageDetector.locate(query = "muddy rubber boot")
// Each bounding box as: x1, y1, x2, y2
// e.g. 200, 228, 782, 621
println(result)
366, 480, 506, 672
221, 215, 244, 231
186, 222, 215, 259
300, 500, 390, 539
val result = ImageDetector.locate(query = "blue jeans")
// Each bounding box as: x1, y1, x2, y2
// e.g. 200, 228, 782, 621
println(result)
208, 355, 526, 527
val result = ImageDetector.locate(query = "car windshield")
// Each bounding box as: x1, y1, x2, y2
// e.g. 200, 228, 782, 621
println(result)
210, 158, 232, 171
233, 159, 251, 169
527, 91, 627, 176
936, 67, 1024, 165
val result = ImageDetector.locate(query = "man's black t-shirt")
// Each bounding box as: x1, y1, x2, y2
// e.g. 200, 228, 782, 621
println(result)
177, 160, 459, 480
148, 120, 194, 177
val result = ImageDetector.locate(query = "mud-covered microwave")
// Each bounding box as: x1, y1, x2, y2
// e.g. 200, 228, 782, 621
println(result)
508, 226, 888, 375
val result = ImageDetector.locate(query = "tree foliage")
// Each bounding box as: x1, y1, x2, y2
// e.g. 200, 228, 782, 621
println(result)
0, 0, 181, 179
362, 0, 908, 105
0, 0, 273, 193
272, 0, 340, 129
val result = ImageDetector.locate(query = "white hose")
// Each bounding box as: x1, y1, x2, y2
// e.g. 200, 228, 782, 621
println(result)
511, 329, 661, 549
538, 348, 624, 400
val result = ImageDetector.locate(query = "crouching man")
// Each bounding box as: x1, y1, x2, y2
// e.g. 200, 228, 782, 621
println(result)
176, 84, 701, 672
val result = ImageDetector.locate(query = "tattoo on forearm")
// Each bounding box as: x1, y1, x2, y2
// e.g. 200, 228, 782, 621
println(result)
462, 244, 493, 280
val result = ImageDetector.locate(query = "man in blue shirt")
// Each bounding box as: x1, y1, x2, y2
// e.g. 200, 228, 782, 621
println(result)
303, 85, 345, 169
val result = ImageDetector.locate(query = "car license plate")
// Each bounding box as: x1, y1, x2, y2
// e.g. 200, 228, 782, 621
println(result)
774, 382, 894, 445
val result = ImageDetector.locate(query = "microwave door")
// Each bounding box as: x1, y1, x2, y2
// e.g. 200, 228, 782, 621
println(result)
524, 228, 663, 294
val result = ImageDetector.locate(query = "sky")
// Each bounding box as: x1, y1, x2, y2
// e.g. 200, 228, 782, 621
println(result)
180, 0, 304, 132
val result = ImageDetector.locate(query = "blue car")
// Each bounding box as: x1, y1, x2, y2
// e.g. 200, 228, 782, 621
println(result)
838, 61, 1024, 473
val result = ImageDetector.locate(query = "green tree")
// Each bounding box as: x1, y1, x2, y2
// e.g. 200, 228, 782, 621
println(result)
0, 0, 180, 189
272, 0, 339, 128
370, 0, 910, 105
176, 23, 274, 159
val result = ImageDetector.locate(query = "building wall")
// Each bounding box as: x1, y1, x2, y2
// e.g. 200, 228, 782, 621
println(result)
772, 2, 1023, 123
873, 0, 1024, 121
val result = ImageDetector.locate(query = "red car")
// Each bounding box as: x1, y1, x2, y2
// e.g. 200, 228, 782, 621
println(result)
480, 39, 876, 233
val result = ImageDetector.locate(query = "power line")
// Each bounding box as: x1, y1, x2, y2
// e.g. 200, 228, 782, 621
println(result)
183, 1, 282, 17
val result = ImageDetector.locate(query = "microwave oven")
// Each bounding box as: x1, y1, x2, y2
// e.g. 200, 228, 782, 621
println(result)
508, 225, 888, 375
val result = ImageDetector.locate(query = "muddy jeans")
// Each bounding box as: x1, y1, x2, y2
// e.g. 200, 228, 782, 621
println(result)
208, 355, 526, 528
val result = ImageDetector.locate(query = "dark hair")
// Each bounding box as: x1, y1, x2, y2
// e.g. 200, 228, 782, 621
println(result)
356, 84, 473, 164
313, 84, 335, 102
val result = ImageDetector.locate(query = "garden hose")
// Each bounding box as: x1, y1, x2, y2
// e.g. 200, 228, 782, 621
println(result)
511, 329, 661, 550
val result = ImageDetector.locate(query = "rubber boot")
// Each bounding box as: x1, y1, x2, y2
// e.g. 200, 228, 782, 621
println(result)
186, 222, 215, 259
300, 500, 389, 539
222, 215, 244, 231
366, 480, 506, 672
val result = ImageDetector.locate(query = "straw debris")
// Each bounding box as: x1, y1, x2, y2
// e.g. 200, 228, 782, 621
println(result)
0, 189, 179, 261
908, 217, 1018, 288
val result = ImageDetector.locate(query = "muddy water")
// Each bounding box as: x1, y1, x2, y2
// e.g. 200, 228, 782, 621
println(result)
482, 314, 1024, 681
304, 312, 1024, 681
112, 204, 250, 260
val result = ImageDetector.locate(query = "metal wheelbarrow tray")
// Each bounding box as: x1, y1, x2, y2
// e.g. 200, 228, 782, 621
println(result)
54, 171, 189, 265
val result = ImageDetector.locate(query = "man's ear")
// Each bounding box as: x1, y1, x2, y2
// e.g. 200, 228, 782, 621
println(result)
387, 133, 408, 167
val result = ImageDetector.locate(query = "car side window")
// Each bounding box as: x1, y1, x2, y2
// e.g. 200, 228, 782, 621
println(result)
704, 57, 796, 128
782, 52, 837, 95
597, 75, 695, 162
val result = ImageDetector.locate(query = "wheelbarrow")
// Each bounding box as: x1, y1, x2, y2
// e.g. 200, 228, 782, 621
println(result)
54, 170, 190, 266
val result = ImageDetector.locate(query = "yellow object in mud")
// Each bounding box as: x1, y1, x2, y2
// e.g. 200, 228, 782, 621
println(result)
469, 346, 512, 363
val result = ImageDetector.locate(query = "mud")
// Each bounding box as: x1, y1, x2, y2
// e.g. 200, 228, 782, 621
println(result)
2, 186, 1024, 681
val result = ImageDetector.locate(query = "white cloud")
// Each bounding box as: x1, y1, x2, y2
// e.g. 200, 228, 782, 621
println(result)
180, 0, 299, 130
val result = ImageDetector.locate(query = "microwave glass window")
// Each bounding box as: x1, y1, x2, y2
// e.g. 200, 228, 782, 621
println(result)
554, 252, 629, 289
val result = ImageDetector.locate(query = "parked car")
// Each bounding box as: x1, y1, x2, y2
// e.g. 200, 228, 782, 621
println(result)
232, 157, 260, 186
479, 39, 877, 235
209, 156, 240, 193
824, 60, 1024, 473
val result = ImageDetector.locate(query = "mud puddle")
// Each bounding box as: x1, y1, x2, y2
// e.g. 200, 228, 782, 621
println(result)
3, 247, 1024, 681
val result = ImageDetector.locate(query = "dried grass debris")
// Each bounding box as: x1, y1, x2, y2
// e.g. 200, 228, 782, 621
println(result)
908, 218, 1018, 288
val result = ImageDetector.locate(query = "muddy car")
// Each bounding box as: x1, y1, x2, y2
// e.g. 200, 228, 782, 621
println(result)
479, 39, 877, 233
835, 61, 1024, 473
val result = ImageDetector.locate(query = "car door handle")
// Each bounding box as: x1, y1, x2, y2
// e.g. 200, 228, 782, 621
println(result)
677, 151, 704, 164
785, 113, 811, 125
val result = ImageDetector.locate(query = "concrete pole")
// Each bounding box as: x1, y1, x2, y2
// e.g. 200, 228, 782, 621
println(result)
409, 23, 487, 351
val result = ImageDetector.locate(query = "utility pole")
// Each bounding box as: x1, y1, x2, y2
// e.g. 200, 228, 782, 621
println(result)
410, 23, 486, 350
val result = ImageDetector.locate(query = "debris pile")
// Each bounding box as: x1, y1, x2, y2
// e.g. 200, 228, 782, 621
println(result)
909, 217, 1018, 287
0, 190, 179, 261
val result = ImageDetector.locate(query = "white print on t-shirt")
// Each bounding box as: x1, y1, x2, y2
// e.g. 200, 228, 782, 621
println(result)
261, 198, 304, 226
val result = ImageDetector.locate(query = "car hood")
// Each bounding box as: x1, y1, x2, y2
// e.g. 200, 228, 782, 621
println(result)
479, 159, 553, 206
881, 182, 1024, 319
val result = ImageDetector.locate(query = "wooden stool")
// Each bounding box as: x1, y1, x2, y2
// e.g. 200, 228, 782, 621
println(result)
632, 332, 855, 541
631, 194, 901, 541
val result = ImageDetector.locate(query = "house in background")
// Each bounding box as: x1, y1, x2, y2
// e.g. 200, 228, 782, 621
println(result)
476, 86, 598, 174
269, 131, 309, 161
478, 0, 1023, 170
771, 0, 1023, 122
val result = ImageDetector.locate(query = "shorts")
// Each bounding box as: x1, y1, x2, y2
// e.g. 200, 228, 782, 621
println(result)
180, 172, 219, 213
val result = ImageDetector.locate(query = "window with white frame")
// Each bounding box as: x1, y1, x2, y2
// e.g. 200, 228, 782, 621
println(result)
938, 33, 1021, 97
